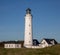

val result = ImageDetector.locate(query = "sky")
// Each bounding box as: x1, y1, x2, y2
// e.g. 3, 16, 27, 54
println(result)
0, 0, 60, 42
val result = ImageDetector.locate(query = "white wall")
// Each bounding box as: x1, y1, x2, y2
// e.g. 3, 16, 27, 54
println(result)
32, 46, 43, 48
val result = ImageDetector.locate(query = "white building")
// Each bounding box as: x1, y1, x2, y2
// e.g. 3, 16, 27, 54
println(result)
4, 41, 23, 48
39, 38, 58, 48
24, 8, 33, 48
5, 44, 21, 48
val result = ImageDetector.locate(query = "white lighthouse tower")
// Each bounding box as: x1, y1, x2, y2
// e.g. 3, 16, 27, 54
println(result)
24, 8, 33, 48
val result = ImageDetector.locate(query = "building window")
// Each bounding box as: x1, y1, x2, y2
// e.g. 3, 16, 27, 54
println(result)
16, 44, 19, 47
34, 41, 36, 46
43, 42, 45, 44
5, 44, 8, 47
11, 45, 13, 47
9, 45, 10, 47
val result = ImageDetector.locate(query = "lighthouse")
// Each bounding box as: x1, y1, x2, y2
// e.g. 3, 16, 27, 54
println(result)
24, 8, 33, 48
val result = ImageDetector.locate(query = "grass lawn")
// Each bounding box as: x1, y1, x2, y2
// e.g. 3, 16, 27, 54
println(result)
0, 44, 60, 55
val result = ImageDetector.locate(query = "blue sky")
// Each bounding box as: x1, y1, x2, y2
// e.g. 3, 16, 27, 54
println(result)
0, 0, 60, 42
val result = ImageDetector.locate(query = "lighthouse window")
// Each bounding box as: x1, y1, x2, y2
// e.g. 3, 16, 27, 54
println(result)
29, 24, 30, 27
29, 41, 31, 43
29, 32, 31, 35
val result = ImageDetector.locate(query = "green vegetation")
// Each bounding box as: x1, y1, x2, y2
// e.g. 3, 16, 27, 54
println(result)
0, 44, 60, 55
